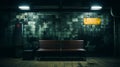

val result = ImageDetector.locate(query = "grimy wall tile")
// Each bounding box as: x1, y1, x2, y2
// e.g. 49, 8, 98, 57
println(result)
2, 11, 113, 53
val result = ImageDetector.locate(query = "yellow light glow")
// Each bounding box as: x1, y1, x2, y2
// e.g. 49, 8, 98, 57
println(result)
84, 18, 101, 25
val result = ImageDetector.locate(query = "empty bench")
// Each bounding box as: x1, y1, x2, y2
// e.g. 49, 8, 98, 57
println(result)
36, 40, 86, 60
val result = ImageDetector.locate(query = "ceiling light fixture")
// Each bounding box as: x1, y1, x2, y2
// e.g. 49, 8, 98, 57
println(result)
91, 5, 102, 10
18, 5, 30, 10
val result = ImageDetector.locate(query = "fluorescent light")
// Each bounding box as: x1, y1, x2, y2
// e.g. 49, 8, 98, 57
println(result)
91, 5, 102, 10
18, 5, 30, 10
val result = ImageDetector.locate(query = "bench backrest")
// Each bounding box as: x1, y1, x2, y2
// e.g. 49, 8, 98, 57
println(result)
61, 40, 84, 49
39, 40, 84, 49
39, 40, 60, 49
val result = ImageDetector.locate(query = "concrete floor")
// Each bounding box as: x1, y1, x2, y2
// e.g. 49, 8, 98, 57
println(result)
0, 57, 120, 67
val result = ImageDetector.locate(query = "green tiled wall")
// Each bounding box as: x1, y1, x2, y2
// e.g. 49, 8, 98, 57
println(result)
12, 12, 112, 40
4, 11, 113, 53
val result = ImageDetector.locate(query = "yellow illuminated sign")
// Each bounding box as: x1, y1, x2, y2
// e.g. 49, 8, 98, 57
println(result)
84, 18, 101, 25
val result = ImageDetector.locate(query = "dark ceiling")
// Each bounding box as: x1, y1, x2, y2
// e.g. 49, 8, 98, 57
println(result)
0, 0, 119, 10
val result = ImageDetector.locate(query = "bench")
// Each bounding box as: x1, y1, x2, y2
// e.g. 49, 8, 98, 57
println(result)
36, 40, 86, 60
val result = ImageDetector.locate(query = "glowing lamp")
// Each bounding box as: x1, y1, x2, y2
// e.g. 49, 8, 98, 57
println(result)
18, 5, 30, 10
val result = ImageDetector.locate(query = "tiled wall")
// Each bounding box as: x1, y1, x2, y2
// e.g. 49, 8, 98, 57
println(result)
12, 12, 112, 39
3, 11, 113, 53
